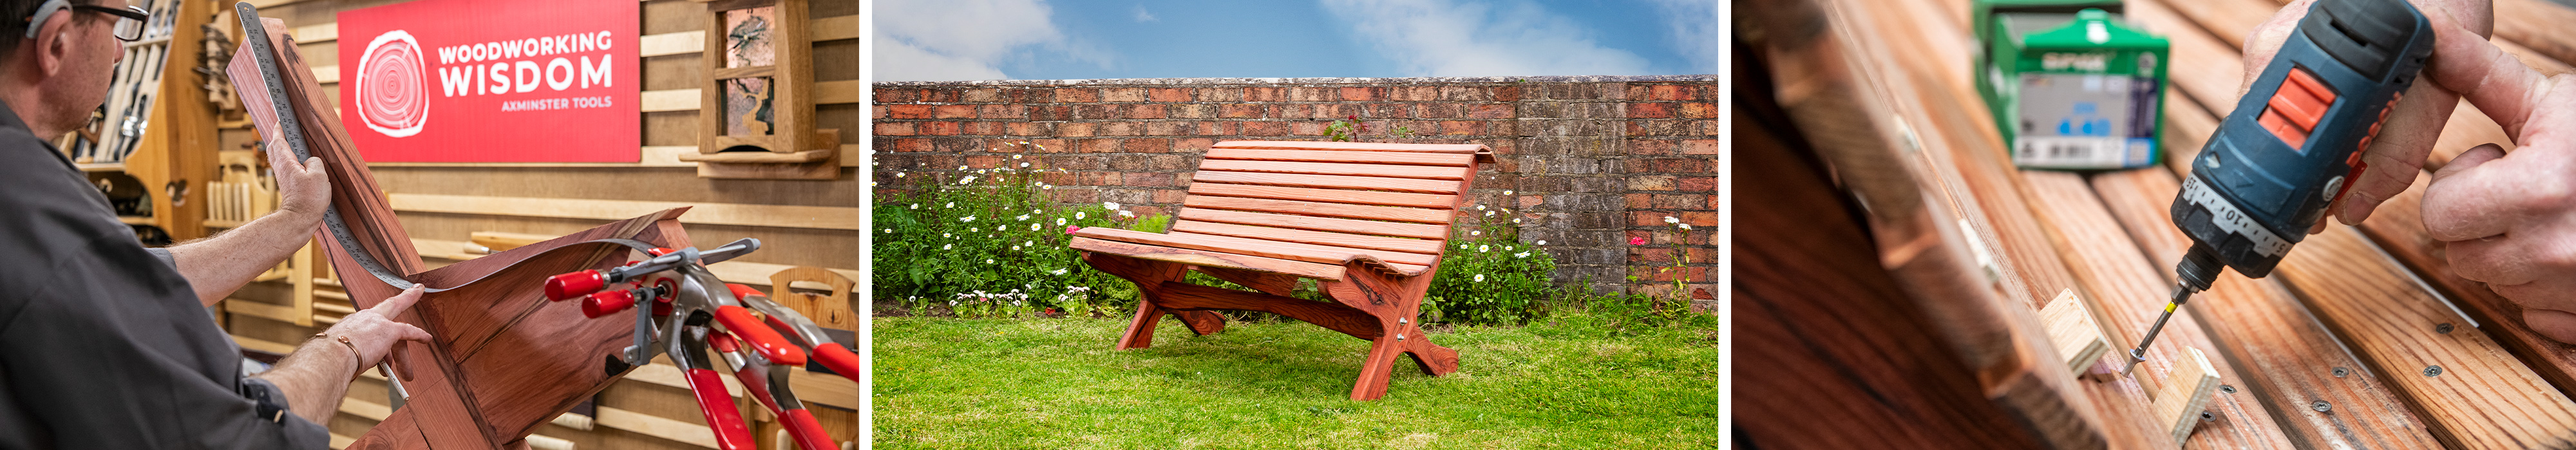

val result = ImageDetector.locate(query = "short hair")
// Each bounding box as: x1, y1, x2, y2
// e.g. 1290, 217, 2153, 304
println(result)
0, 0, 99, 60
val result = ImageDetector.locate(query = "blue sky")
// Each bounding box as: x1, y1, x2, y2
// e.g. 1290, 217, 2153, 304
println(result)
875, 0, 1723, 81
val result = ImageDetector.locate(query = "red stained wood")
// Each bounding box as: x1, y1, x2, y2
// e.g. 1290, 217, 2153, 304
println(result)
1202, 148, 1475, 167
1170, 221, 1444, 256
1191, 171, 1464, 194
1210, 140, 1486, 154
1075, 227, 1434, 270
1178, 208, 1449, 240
1182, 195, 1452, 225
1198, 160, 1466, 181
1185, 182, 1461, 210
1071, 237, 1348, 281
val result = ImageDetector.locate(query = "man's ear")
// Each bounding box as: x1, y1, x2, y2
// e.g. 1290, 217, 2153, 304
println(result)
28, 10, 70, 78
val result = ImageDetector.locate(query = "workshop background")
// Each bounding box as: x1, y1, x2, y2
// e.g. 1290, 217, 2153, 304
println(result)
80, 0, 869, 448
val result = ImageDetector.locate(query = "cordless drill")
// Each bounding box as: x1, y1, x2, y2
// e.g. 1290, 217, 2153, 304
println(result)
2127, 0, 2434, 373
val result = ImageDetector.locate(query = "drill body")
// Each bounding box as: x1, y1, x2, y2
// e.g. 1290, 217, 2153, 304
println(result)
2132, 0, 2434, 372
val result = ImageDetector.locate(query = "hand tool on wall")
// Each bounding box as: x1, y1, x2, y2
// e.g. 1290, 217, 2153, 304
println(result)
2127, 0, 2433, 373
542, 238, 858, 450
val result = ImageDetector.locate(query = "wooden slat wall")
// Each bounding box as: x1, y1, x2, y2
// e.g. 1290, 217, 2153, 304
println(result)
212, 1, 860, 449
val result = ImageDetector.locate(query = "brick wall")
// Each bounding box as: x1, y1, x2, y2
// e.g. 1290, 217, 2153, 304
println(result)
872, 75, 1718, 311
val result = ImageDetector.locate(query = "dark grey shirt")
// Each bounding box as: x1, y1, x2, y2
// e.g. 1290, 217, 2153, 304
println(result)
0, 102, 328, 449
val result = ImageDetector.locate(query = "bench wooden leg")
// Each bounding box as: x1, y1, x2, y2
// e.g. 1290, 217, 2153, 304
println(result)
1322, 261, 1455, 400
1082, 253, 1227, 349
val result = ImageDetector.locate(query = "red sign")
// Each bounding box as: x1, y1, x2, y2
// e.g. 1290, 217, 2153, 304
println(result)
337, 0, 639, 162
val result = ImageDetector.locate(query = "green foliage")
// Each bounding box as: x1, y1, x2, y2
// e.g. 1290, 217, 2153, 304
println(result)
1325, 115, 1370, 142
871, 144, 1154, 319
1423, 204, 1557, 326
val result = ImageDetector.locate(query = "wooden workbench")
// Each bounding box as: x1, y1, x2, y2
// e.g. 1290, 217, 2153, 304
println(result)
1736, 0, 2576, 447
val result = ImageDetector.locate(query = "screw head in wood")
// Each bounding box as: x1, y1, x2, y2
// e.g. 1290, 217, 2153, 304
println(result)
2333, 367, 2349, 377
2201, 411, 2215, 422
2424, 366, 2443, 377
2436, 323, 2454, 334
1397, 333, 1405, 341
1400, 317, 1408, 325
2219, 384, 2237, 394
2311, 400, 2331, 412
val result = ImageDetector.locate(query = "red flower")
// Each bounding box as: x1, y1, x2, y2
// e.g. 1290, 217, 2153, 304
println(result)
1066, 226, 1083, 234
1630, 236, 1649, 245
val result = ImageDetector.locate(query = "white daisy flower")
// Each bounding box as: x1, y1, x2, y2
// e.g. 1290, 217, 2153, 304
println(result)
1678, 223, 1692, 230
1473, 274, 1486, 282
958, 165, 969, 171
958, 176, 978, 185
1515, 252, 1530, 258
1118, 210, 1135, 218
961, 216, 977, 223
1503, 190, 1515, 195
1536, 240, 1548, 245
1477, 244, 1490, 252
1663, 216, 1680, 225
896, 172, 907, 178
942, 244, 953, 250
1103, 202, 1121, 211
1075, 212, 1086, 220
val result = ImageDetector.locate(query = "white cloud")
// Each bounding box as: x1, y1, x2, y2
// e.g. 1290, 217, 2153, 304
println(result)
1320, 0, 1653, 77
1133, 4, 1159, 23
1647, 0, 1723, 74
873, 0, 1108, 81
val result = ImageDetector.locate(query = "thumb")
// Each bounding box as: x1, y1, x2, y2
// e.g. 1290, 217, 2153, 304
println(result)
2432, 143, 2505, 183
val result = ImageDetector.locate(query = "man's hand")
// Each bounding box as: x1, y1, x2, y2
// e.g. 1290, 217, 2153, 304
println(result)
2410, 7, 2576, 342
270, 150, 330, 224
2237, 0, 2494, 231
324, 285, 433, 368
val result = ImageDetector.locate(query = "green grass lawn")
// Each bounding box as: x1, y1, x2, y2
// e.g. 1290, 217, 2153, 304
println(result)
873, 315, 1721, 449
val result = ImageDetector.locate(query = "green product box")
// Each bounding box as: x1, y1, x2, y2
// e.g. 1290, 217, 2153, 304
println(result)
1971, 0, 2124, 69
1980, 8, 2170, 169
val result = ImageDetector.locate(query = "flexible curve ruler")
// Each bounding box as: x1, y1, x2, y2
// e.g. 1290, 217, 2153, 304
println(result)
237, 3, 430, 293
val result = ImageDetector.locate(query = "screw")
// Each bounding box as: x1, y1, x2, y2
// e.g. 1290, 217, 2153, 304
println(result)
2311, 400, 2332, 413
1397, 333, 1406, 341
2333, 367, 2349, 377
2437, 323, 2455, 334
1400, 317, 1409, 325
2201, 411, 2215, 422
2425, 366, 2443, 377
2219, 384, 2237, 394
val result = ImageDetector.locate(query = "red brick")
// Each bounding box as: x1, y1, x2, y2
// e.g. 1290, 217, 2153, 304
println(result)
1057, 88, 1099, 103
960, 122, 1003, 135
1681, 140, 1719, 155
1469, 104, 1513, 119
1152, 189, 1189, 204
1078, 171, 1122, 185
1145, 122, 1191, 136
1126, 172, 1175, 187
1676, 176, 1718, 192
892, 138, 931, 153
1652, 158, 1710, 173
1439, 121, 1481, 135
1079, 139, 1121, 153
1678, 102, 1718, 119
1632, 140, 1676, 155
1441, 86, 1490, 101
1629, 103, 1672, 118
1495, 86, 1522, 102
961, 88, 1003, 102
1121, 138, 1171, 153
886, 104, 933, 119
1271, 104, 1312, 119
1390, 86, 1439, 101
1291, 122, 1328, 136
1198, 88, 1243, 102
871, 105, 889, 119
1292, 87, 1334, 102
1125, 105, 1166, 120
1073, 105, 1113, 120
1100, 122, 1142, 136
1059, 122, 1095, 137
965, 155, 1005, 169
1240, 122, 1289, 136
1681, 211, 1718, 227
1630, 176, 1676, 191
1168, 104, 1214, 118
1652, 194, 1699, 209
1244, 87, 1287, 102
1150, 155, 1193, 171
922, 89, 964, 103
934, 105, 976, 119
1625, 85, 1651, 100
1220, 104, 1265, 118
1195, 122, 1234, 136
874, 88, 916, 103
1028, 139, 1072, 153
1649, 85, 1694, 100
1367, 103, 1409, 118
1340, 87, 1375, 101
1520, 194, 1544, 209
1053, 188, 1101, 203
1103, 88, 1148, 102
1625, 193, 1654, 209
979, 104, 1027, 119
1004, 122, 1048, 136
1148, 88, 1192, 102
1417, 104, 1461, 118
876, 122, 916, 136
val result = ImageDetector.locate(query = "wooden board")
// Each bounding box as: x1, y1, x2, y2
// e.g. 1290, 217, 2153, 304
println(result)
2356, 174, 2576, 411
2152, 346, 2222, 444
2040, 289, 2110, 375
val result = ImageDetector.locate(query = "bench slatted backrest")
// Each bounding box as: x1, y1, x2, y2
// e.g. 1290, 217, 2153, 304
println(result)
1168, 140, 1485, 277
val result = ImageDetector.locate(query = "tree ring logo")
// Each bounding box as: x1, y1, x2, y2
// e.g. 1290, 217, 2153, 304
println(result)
355, 30, 428, 137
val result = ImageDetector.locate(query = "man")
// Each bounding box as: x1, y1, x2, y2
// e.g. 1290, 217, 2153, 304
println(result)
0, 0, 431, 447
2242, 0, 2576, 343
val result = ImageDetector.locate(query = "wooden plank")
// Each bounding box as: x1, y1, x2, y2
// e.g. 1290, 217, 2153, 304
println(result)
225, 299, 304, 324
2275, 225, 2576, 448
312, 66, 338, 84
639, 31, 704, 57
388, 193, 860, 230
469, 231, 558, 252
788, 368, 857, 410
1202, 148, 1473, 167
1169, 221, 1443, 256
343, 397, 392, 421
1177, 208, 1448, 240
1072, 227, 1434, 270
595, 406, 717, 449
1198, 160, 1464, 181
1181, 195, 1452, 225
2358, 173, 2576, 411
1191, 171, 1462, 194
622, 362, 744, 398
1209, 140, 1486, 154
639, 80, 858, 112
2017, 171, 2297, 448
1186, 182, 1458, 210
2092, 167, 2445, 449
415, 238, 862, 286
2496, 0, 2576, 68
1068, 237, 1345, 281
2040, 289, 2110, 375
2152, 346, 2222, 445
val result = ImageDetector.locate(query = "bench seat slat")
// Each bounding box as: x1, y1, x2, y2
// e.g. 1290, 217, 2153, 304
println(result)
1070, 237, 1347, 281
1186, 182, 1459, 210
1211, 140, 1485, 154
1179, 208, 1450, 240
1075, 228, 1432, 274
1202, 148, 1473, 167
1198, 160, 1464, 181
1184, 195, 1452, 225
1170, 221, 1446, 256
1193, 171, 1463, 194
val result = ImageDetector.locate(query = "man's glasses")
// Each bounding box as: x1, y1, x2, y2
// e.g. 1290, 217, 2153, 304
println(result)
73, 5, 146, 41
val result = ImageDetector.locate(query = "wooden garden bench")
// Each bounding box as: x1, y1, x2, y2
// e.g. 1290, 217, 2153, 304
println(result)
1068, 140, 1493, 400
